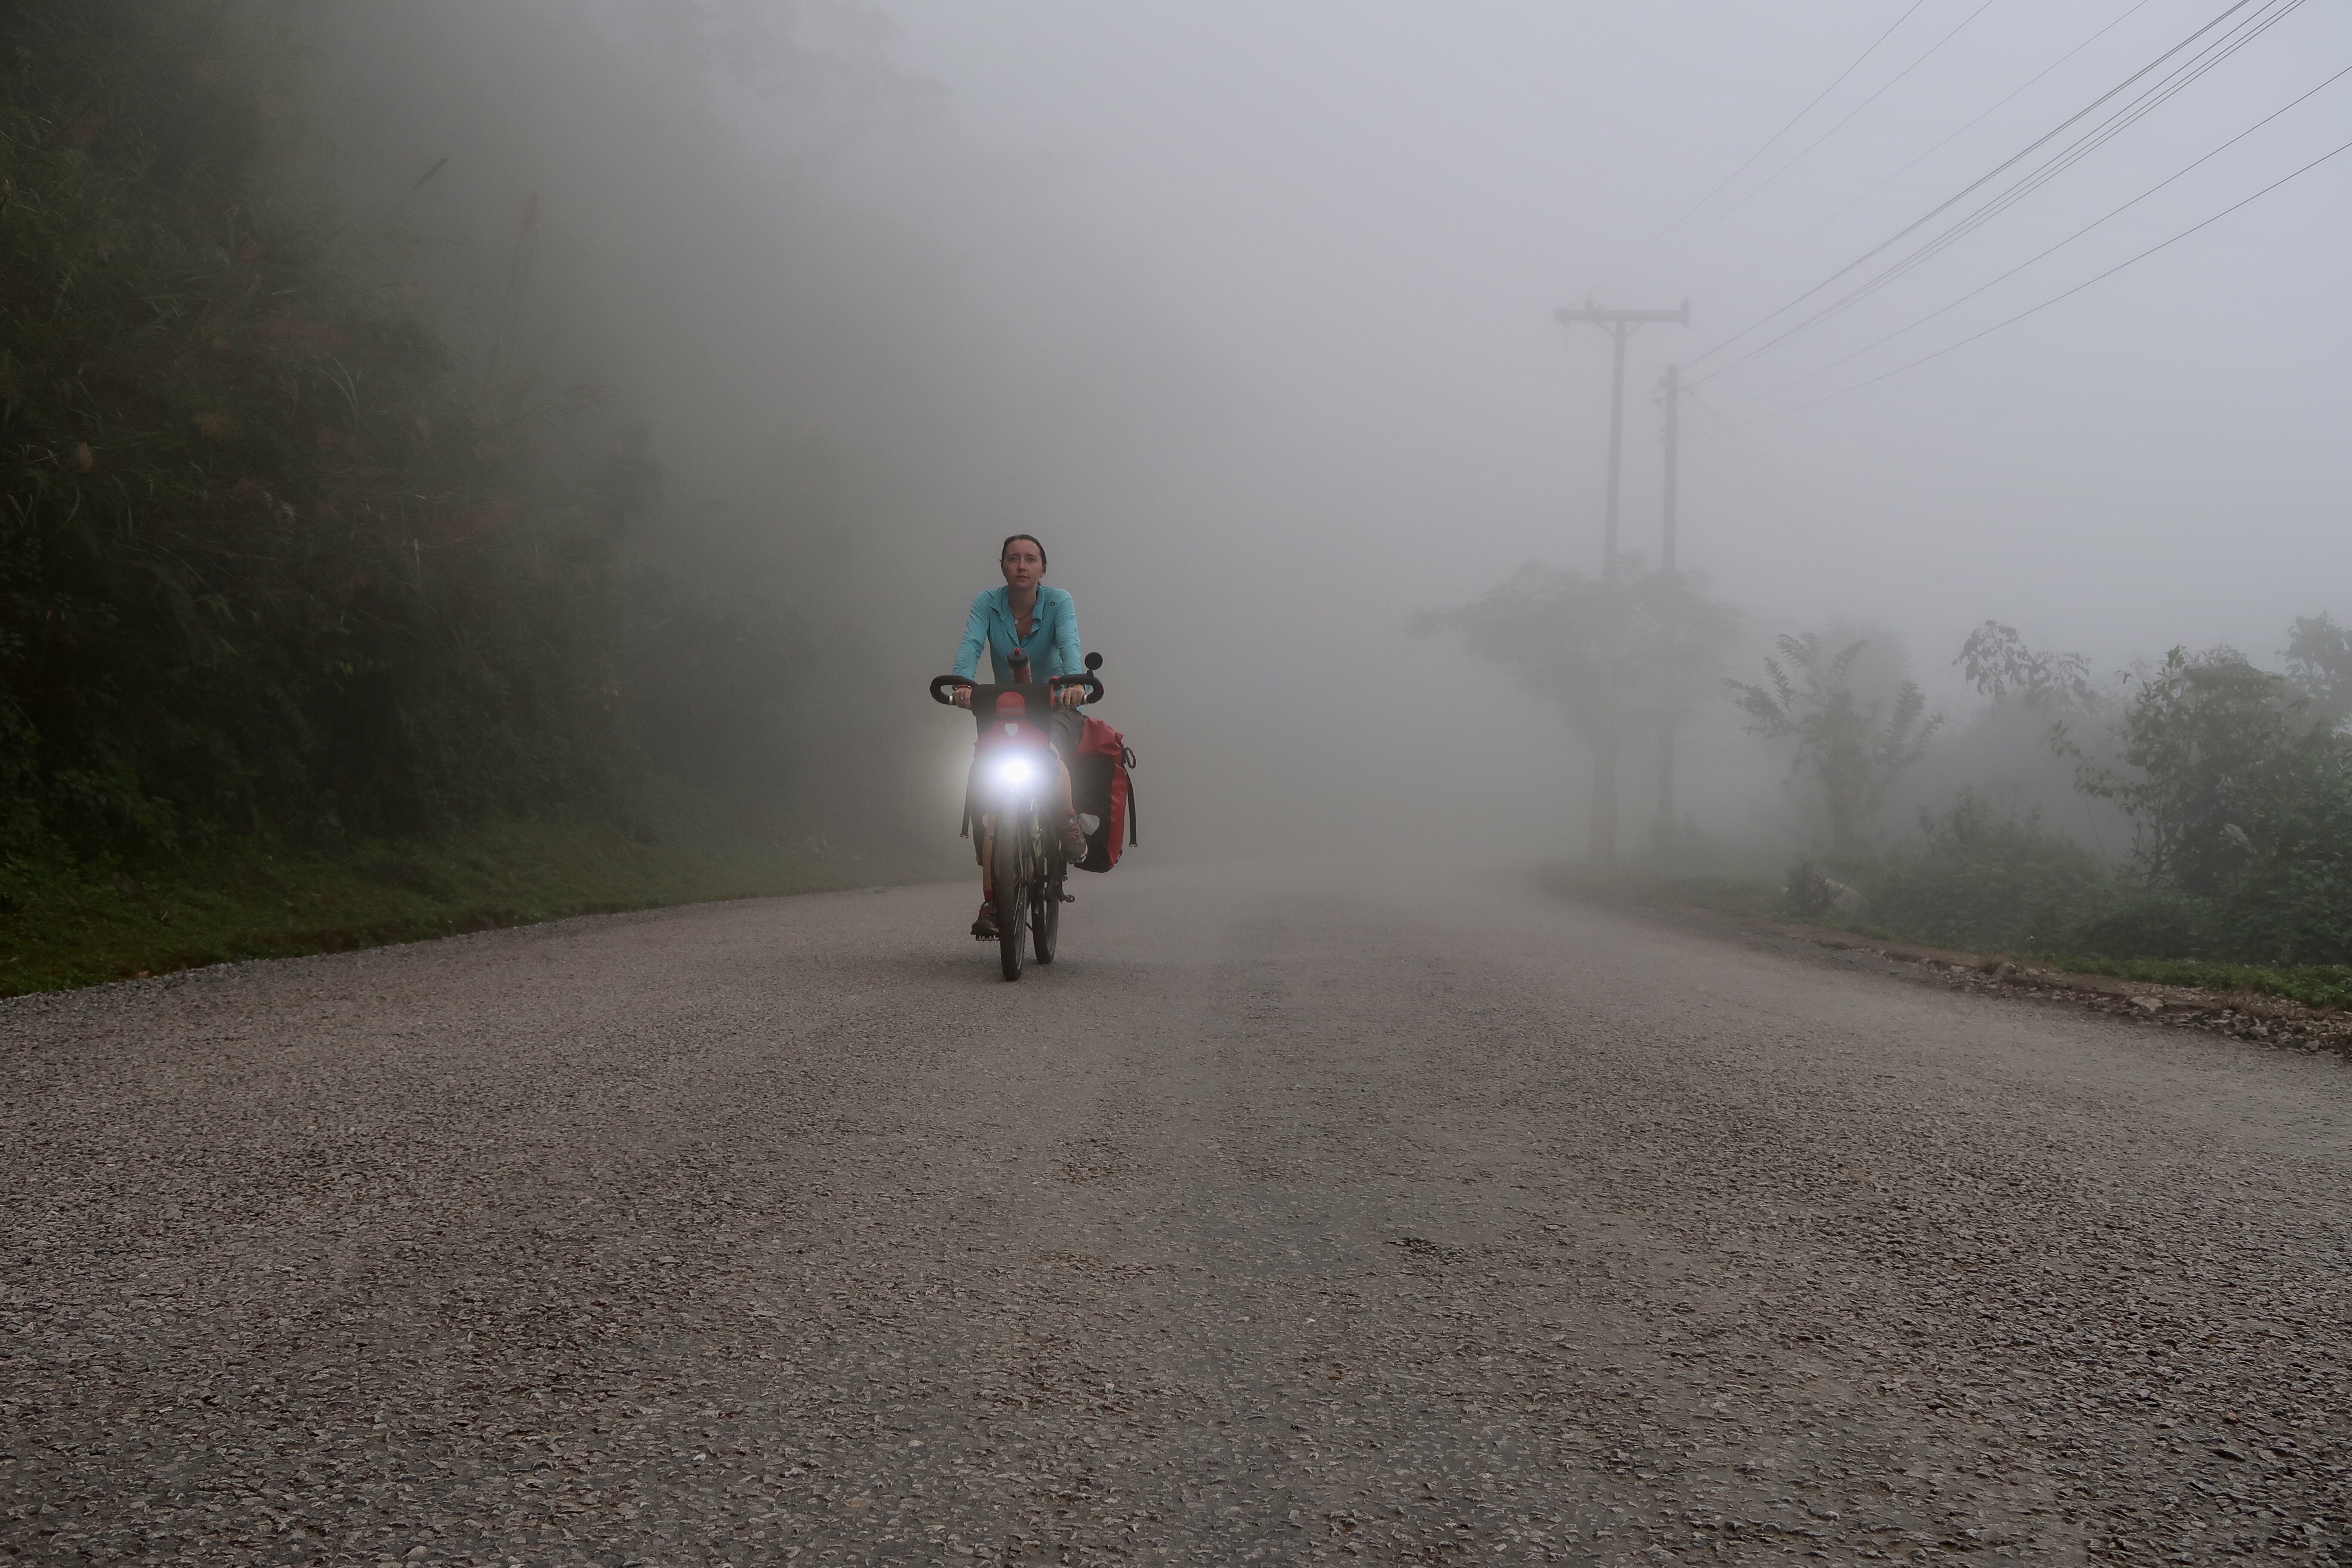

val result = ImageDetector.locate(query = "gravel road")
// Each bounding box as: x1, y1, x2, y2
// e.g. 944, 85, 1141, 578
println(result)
5, 864, 2349, 1566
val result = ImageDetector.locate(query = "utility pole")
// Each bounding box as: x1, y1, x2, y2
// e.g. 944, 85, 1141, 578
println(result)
1660, 363, 1680, 573
1552, 298, 1688, 867
1654, 363, 1682, 859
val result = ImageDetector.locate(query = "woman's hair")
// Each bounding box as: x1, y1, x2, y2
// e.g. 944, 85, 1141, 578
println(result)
999, 533, 1048, 568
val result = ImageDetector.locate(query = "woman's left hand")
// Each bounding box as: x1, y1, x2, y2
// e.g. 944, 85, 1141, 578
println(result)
1055, 684, 1085, 709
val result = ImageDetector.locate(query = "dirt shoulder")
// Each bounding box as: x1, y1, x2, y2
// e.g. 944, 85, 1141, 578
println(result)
1572, 885, 2352, 1061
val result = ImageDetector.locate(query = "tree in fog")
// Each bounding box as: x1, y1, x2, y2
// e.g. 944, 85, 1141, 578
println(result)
2283, 614, 2352, 733
1730, 633, 1940, 849
2074, 648, 2343, 894
1954, 621, 2096, 716
1413, 560, 1736, 862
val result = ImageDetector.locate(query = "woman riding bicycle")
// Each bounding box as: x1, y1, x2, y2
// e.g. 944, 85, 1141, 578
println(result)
949, 533, 1090, 938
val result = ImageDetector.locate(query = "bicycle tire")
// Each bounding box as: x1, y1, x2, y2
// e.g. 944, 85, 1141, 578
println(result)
995, 809, 1029, 981
1032, 856, 1061, 964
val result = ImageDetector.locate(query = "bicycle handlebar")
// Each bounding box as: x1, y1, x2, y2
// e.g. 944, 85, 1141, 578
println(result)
928, 668, 1105, 706
926, 668, 1100, 705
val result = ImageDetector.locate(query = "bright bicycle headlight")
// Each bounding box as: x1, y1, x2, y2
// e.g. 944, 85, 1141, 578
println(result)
994, 756, 1036, 788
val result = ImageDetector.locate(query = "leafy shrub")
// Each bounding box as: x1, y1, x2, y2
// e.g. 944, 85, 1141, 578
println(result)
2072, 647, 2352, 965
2062, 886, 2217, 962
1837, 636, 2352, 967
1862, 791, 2110, 952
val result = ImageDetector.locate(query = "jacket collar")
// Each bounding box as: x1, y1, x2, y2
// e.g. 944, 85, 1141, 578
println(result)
992, 585, 1057, 619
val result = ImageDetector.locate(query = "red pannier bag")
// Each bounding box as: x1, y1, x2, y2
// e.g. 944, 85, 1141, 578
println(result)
1066, 716, 1137, 872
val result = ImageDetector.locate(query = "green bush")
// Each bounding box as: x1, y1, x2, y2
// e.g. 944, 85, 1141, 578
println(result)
1858, 791, 2110, 953
1837, 786, 2352, 968
2062, 886, 2217, 962
2074, 647, 2352, 965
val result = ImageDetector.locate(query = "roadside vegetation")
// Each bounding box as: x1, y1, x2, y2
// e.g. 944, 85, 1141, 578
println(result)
1434, 551, 2352, 1003
0, 787, 950, 998
0, 3, 940, 993
1758, 621, 2352, 977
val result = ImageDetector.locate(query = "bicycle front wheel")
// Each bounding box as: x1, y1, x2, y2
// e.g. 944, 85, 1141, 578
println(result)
994, 808, 1030, 981
1032, 858, 1061, 964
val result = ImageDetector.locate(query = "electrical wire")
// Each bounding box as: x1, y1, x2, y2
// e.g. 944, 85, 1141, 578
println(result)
1684, 389, 1841, 538
1686, 390, 1841, 511
1693, 0, 2302, 381
1679, 419, 1820, 548
1617, 0, 1933, 272
1689, 0, 2307, 384
1682, 0, 2269, 371
1741, 0, 2156, 282
1729, 60, 2352, 408
1654, 0, 2000, 269
1737, 131, 2352, 424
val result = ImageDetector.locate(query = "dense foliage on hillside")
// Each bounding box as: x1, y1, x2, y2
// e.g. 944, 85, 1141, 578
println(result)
0, 2, 622, 865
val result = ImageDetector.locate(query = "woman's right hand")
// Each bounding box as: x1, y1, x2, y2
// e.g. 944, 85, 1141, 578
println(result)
950, 683, 973, 708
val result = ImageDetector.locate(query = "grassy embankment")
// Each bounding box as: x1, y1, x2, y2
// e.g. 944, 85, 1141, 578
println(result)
0, 793, 962, 999
1547, 866, 2352, 1012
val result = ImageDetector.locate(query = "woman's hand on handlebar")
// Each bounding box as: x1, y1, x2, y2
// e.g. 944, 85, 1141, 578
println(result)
950, 683, 973, 709
1048, 672, 1103, 706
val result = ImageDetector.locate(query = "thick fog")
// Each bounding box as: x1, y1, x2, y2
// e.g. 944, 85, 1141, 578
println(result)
303, 0, 2352, 865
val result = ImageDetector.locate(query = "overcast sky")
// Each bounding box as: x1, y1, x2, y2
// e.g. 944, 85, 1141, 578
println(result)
882, 0, 2352, 686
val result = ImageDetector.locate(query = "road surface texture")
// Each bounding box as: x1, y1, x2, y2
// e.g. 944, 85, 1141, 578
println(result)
4, 864, 2349, 1567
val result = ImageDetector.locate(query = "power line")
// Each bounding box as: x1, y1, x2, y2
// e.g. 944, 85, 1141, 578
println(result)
1690, 0, 2307, 385
1739, 131, 2352, 424
1617, 0, 1933, 271
1682, 389, 1837, 541
1654, 0, 2000, 270
1740, 0, 2157, 284
1730, 60, 2352, 409
1693, 0, 2301, 380
1685, 390, 1839, 514
1679, 418, 1819, 548
1697, 0, 2316, 390
1683, 0, 2270, 371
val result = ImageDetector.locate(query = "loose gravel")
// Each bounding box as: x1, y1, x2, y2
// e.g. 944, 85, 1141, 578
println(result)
3, 864, 2348, 1566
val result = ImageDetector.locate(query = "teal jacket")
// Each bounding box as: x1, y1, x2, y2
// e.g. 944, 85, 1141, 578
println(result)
953, 586, 1083, 688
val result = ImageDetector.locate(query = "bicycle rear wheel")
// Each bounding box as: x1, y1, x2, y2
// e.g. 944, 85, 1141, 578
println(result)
994, 810, 1029, 981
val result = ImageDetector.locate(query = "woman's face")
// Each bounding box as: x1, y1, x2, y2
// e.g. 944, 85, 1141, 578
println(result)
1000, 539, 1046, 592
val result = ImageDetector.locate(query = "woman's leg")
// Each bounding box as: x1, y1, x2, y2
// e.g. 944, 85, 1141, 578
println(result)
1049, 709, 1083, 824
971, 812, 1000, 936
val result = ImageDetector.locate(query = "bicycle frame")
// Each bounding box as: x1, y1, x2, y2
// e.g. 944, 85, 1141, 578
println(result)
929, 656, 1103, 979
